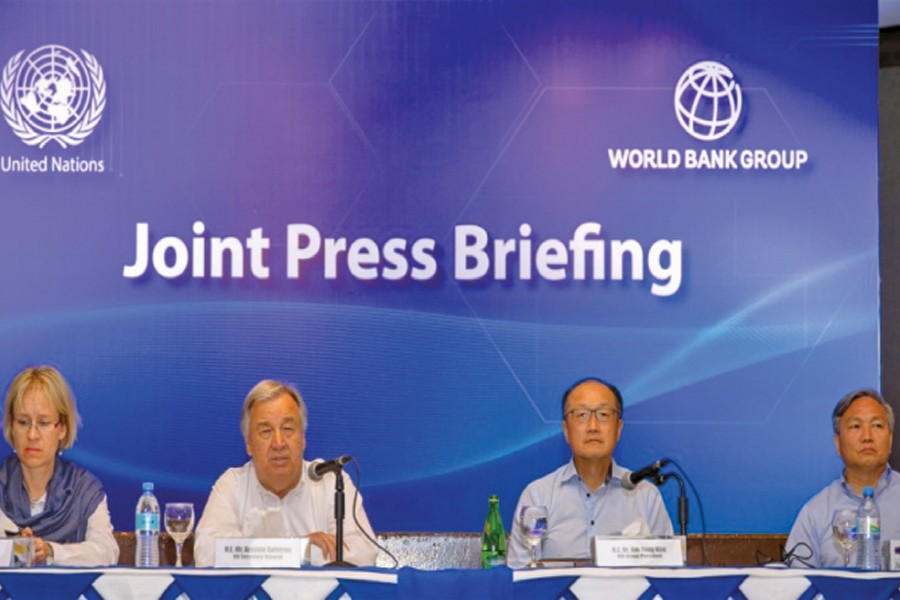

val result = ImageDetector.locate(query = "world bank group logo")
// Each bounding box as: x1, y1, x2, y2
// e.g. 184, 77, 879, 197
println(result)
608, 60, 807, 171
0, 45, 106, 149
674, 61, 742, 142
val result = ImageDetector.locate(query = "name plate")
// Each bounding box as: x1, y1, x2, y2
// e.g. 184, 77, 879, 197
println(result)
591, 536, 685, 567
0, 540, 11, 567
214, 538, 309, 568
889, 540, 900, 570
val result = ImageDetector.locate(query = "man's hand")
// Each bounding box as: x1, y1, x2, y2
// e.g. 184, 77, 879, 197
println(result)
307, 531, 349, 562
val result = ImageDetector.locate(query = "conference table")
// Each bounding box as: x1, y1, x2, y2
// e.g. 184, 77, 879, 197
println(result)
3, 565, 900, 599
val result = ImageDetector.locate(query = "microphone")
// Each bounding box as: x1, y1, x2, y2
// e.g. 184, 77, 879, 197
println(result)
621, 458, 671, 490
307, 455, 352, 482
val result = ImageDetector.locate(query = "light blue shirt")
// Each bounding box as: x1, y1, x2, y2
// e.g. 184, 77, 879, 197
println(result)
787, 467, 900, 568
507, 459, 674, 568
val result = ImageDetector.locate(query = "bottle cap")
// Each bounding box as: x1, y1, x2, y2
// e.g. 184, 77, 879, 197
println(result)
863, 486, 874, 497
489, 494, 499, 501
143, 482, 154, 492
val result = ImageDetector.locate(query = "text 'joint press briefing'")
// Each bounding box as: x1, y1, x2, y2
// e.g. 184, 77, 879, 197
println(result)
123, 221, 683, 296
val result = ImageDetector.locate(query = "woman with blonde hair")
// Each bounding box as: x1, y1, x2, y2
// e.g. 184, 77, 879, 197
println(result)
0, 366, 118, 565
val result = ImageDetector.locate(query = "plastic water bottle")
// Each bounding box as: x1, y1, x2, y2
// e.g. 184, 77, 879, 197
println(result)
481, 494, 506, 568
856, 486, 882, 570
135, 481, 160, 567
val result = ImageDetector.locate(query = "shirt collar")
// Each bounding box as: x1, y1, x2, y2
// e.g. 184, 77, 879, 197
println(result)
247, 459, 305, 499
563, 458, 621, 486
609, 461, 628, 483
840, 465, 893, 499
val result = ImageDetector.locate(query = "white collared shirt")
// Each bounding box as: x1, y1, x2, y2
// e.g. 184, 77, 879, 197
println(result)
194, 459, 378, 567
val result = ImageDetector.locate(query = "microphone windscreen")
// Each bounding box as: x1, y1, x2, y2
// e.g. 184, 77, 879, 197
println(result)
307, 460, 325, 482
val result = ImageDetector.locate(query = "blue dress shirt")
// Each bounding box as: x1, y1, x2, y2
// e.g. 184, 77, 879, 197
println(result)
787, 467, 900, 568
507, 459, 674, 568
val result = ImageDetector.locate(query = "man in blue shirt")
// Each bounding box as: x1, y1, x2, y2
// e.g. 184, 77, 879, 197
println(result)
787, 389, 900, 568
507, 377, 673, 568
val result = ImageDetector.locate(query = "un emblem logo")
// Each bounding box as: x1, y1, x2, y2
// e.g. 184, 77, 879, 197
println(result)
1, 45, 106, 149
674, 61, 742, 142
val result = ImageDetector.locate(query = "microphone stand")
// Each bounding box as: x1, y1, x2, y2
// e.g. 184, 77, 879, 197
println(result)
654, 472, 688, 536
325, 465, 356, 567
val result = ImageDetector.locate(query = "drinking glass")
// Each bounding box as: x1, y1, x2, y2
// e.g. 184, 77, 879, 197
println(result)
519, 505, 549, 567
165, 503, 195, 567
12, 537, 33, 567
832, 508, 856, 567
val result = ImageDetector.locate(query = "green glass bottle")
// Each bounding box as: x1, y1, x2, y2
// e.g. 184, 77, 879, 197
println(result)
481, 494, 507, 568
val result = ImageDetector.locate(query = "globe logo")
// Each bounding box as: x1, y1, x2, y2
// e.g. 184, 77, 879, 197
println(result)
1, 44, 106, 148
674, 61, 742, 142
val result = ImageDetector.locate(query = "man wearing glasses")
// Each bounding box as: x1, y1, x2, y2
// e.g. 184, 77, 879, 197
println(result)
786, 389, 900, 568
507, 377, 673, 567
193, 380, 378, 566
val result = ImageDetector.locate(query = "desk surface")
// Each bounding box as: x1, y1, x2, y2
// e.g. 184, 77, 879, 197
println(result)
2, 565, 900, 599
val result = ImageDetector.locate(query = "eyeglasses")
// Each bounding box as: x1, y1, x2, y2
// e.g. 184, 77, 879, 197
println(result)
565, 408, 619, 425
12, 417, 61, 434
256, 424, 299, 441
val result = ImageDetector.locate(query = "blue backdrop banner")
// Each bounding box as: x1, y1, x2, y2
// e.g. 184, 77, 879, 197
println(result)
0, 0, 879, 534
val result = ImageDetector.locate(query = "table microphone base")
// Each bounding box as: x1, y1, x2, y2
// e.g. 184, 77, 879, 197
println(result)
325, 560, 357, 568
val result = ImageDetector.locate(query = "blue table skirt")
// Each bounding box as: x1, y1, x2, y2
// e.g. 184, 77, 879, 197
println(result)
0, 565, 898, 599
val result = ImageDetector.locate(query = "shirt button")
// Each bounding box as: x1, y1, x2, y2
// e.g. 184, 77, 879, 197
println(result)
590, 520, 595, 525
586, 493, 591, 497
